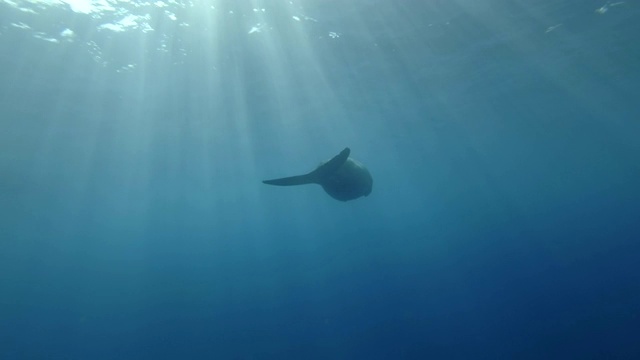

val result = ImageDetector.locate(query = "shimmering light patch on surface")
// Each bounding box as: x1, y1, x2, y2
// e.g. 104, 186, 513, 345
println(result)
2, 0, 38, 13
0, 0, 190, 16
33, 31, 59, 42
248, 23, 266, 34
0, 0, 332, 70
86, 40, 108, 66
2, 0, 115, 15
60, 28, 75, 39
61, 28, 74, 36
116, 63, 136, 72
157, 34, 169, 52
62, 0, 93, 14
10, 22, 31, 29
545, 24, 562, 34
596, 1, 625, 14
3, 0, 34, 11
301, 15, 317, 22
98, 14, 153, 32
6, 0, 616, 76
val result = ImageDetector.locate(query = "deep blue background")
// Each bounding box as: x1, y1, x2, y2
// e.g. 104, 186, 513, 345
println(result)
1, 0, 639, 358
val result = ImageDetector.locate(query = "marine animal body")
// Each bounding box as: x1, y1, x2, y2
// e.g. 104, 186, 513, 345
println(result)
262, 148, 372, 201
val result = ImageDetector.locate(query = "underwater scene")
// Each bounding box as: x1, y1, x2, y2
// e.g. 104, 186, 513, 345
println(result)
1, 0, 639, 358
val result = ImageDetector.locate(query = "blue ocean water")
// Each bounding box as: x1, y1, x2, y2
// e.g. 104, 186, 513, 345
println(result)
1, 0, 639, 358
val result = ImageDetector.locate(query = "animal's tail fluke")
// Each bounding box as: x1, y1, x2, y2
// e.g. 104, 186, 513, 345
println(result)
262, 173, 318, 186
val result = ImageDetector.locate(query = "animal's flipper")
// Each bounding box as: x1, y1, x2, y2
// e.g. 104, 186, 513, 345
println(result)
262, 147, 350, 187
262, 173, 318, 186
314, 147, 350, 178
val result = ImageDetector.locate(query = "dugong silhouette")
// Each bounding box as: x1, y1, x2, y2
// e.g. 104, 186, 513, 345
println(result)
262, 148, 373, 201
